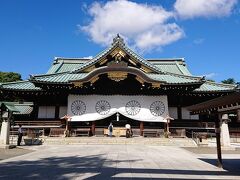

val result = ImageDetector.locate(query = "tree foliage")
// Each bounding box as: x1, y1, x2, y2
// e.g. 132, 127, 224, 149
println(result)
221, 78, 236, 84
206, 79, 215, 82
0, 72, 22, 83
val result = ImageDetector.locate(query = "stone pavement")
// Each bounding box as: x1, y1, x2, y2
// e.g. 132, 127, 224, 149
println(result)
0, 147, 33, 160
0, 144, 240, 179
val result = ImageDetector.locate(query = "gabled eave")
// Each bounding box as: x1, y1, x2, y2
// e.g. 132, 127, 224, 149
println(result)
71, 35, 164, 74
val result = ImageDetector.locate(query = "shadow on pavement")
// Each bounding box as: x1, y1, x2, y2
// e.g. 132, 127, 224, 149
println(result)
199, 158, 240, 174
0, 155, 240, 179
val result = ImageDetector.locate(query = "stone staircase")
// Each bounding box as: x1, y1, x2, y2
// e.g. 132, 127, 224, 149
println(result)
43, 136, 197, 147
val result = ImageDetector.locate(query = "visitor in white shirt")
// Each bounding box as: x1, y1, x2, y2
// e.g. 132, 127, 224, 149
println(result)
17, 124, 23, 146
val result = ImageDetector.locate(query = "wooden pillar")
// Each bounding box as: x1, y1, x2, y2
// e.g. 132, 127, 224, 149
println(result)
164, 122, 167, 133
237, 109, 240, 122
33, 103, 39, 119
91, 121, 96, 136
140, 121, 144, 136
166, 120, 170, 134
55, 105, 60, 119
215, 114, 223, 168
177, 96, 182, 120
177, 106, 182, 120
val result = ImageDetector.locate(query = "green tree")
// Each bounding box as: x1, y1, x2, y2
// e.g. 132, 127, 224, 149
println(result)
221, 78, 236, 84
207, 79, 215, 82
0, 72, 22, 83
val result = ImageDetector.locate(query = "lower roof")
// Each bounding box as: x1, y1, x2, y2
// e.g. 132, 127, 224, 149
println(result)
0, 79, 236, 93
0, 102, 33, 115
187, 91, 240, 113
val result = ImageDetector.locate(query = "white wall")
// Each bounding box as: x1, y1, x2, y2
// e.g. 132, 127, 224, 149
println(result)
168, 107, 178, 119
38, 106, 55, 119
59, 106, 67, 118
182, 107, 199, 120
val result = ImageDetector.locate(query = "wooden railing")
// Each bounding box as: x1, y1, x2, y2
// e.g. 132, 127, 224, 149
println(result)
14, 120, 62, 127
170, 121, 215, 129
143, 129, 164, 137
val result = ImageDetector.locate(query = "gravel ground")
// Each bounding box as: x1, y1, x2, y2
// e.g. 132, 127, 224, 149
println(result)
0, 147, 34, 161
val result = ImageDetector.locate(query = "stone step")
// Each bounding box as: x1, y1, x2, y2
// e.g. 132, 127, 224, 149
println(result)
43, 137, 197, 147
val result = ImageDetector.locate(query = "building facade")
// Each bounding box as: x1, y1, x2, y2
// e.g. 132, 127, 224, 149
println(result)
0, 35, 237, 135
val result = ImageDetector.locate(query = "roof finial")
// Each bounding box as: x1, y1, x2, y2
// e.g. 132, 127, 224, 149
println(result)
236, 82, 240, 92
112, 34, 125, 46
201, 76, 206, 81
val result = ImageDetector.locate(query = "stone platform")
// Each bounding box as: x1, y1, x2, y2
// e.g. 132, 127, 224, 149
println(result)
43, 136, 197, 147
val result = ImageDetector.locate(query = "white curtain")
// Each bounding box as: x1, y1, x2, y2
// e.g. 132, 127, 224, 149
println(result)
68, 95, 168, 122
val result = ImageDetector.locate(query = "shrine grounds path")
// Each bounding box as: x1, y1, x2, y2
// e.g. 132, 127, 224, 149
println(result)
0, 144, 240, 179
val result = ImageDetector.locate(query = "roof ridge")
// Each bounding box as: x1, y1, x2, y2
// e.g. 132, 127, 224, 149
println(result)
0, 80, 30, 85
146, 58, 185, 61
162, 71, 203, 80
71, 35, 164, 74
121, 44, 164, 74
175, 61, 185, 75
55, 57, 92, 60
205, 80, 237, 87
71, 45, 114, 73
31, 71, 69, 78
54, 62, 64, 74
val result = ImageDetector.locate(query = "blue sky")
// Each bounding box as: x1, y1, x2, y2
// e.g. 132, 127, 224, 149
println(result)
0, 0, 239, 83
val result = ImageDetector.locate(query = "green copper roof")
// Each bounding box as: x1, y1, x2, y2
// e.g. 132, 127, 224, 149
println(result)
0, 102, 33, 114
0, 35, 236, 93
0, 102, 19, 112
147, 74, 201, 84
47, 58, 90, 74
147, 59, 191, 76
45, 37, 191, 76
13, 104, 33, 115
31, 70, 201, 85
0, 81, 41, 91
194, 81, 236, 92
32, 73, 88, 83
47, 57, 192, 76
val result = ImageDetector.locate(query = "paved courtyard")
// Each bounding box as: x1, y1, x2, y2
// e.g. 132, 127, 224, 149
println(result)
0, 145, 240, 179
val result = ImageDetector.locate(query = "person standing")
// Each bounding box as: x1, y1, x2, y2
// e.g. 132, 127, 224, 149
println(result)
108, 122, 113, 137
125, 123, 132, 138
17, 124, 23, 146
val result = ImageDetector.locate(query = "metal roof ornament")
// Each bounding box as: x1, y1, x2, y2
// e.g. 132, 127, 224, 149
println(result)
236, 83, 240, 92
201, 76, 206, 81
112, 34, 125, 46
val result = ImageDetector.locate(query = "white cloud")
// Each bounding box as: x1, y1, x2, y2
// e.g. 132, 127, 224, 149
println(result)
80, 0, 184, 52
193, 38, 205, 45
174, 0, 238, 19
136, 23, 184, 50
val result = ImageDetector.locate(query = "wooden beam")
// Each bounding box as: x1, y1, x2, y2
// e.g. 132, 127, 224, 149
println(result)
218, 105, 240, 112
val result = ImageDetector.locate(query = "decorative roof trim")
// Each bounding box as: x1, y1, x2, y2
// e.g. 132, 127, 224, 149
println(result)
69, 66, 166, 85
